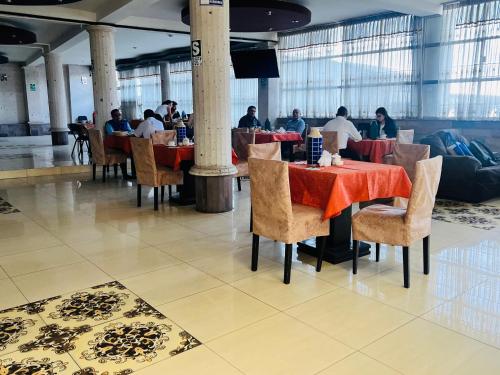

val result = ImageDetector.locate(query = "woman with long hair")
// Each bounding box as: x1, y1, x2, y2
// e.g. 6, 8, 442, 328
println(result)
369, 107, 398, 139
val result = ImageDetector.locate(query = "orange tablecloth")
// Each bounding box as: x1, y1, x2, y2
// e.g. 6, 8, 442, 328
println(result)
255, 132, 303, 144
289, 160, 412, 220
154, 145, 239, 171
347, 139, 396, 163
104, 135, 132, 155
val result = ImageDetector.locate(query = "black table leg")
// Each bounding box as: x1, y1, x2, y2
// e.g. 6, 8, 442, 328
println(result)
297, 205, 371, 264
169, 160, 196, 206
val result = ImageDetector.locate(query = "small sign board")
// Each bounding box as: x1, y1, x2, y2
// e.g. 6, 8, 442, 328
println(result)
191, 40, 202, 66
29, 83, 36, 91
81, 76, 88, 85
200, 0, 223, 5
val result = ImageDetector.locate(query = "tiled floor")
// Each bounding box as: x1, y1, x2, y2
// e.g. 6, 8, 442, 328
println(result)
0, 173, 499, 374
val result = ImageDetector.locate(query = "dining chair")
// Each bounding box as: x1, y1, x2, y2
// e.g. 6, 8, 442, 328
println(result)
69, 123, 90, 160
88, 129, 127, 182
352, 156, 443, 288
234, 130, 257, 192
151, 130, 176, 145
129, 137, 183, 211
248, 158, 330, 284
292, 124, 309, 161
396, 129, 415, 144
321, 131, 339, 154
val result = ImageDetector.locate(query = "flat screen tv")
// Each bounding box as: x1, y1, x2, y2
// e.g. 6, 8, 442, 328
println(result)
231, 49, 279, 79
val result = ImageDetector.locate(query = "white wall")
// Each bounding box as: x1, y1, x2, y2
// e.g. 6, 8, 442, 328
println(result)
24, 64, 50, 124
0, 63, 28, 124
67, 65, 94, 123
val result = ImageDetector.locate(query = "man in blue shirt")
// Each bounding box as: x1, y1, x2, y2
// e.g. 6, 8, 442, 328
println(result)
104, 109, 132, 135
286, 108, 306, 135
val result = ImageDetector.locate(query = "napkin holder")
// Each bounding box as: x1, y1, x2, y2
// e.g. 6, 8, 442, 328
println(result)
307, 128, 323, 165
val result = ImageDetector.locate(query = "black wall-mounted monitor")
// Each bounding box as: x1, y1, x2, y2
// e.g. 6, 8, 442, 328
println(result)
231, 49, 280, 79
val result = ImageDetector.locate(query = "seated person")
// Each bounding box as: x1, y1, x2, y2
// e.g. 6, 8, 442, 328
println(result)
286, 108, 306, 135
369, 107, 398, 139
166, 101, 181, 123
104, 109, 132, 135
134, 109, 164, 139
154, 114, 166, 129
323, 106, 362, 158
238, 106, 262, 128
155, 100, 172, 119
186, 113, 195, 139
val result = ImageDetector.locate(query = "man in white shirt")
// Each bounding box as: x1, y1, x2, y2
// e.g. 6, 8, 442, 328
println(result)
155, 100, 171, 120
323, 106, 362, 150
134, 109, 165, 139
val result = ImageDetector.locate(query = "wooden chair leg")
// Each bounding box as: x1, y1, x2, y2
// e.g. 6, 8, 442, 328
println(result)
113, 164, 118, 178
353, 240, 359, 274
92, 164, 96, 181
376, 243, 380, 262
284, 244, 293, 284
168, 185, 172, 198
249, 205, 253, 232
154, 187, 159, 211
137, 184, 142, 207
316, 236, 327, 272
107, 165, 110, 173
403, 246, 410, 288
423, 236, 430, 275
251, 234, 259, 271
161, 186, 165, 203
237, 177, 242, 191
102, 166, 106, 183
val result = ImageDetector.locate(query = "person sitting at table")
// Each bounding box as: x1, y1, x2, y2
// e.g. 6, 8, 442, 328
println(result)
167, 101, 181, 123
186, 113, 195, 139
134, 109, 164, 139
369, 107, 398, 139
104, 109, 132, 135
238, 106, 262, 128
286, 108, 306, 136
323, 106, 362, 157
155, 100, 172, 119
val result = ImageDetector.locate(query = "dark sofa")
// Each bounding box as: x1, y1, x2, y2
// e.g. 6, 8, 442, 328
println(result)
420, 129, 500, 203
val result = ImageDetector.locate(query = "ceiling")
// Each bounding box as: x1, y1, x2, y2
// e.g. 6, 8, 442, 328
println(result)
0, 0, 445, 65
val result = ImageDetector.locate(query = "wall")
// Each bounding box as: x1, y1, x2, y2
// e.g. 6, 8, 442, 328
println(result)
0, 63, 27, 125
67, 65, 94, 123
24, 64, 50, 125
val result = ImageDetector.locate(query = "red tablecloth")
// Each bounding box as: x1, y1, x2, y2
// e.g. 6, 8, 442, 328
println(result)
347, 139, 396, 163
104, 135, 132, 155
289, 160, 412, 220
255, 132, 303, 144
154, 144, 239, 171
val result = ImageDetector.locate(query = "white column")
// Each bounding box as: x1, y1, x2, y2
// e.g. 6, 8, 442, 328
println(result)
189, 0, 236, 212
44, 52, 69, 145
87, 25, 119, 130
159, 61, 171, 102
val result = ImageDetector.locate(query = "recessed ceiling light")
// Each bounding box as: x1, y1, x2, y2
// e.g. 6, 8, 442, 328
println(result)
267, 11, 272, 16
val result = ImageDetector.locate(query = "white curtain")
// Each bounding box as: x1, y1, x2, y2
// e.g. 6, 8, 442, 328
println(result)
439, 0, 500, 119
169, 60, 258, 126
118, 66, 161, 120
278, 14, 420, 119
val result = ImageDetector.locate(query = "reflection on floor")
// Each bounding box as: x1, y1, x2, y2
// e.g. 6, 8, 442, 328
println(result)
0, 136, 90, 171
0, 174, 499, 374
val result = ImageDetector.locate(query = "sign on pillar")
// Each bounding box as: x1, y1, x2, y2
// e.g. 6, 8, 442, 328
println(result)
191, 40, 202, 66
200, 0, 223, 5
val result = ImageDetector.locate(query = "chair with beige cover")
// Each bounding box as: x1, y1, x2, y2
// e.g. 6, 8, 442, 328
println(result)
352, 156, 443, 288
249, 158, 330, 284
151, 130, 176, 145
234, 130, 257, 191
396, 129, 415, 144
129, 137, 183, 211
321, 131, 339, 155
88, 129, 128, 182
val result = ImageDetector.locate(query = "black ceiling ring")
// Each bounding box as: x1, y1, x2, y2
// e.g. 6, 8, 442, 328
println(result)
0, 55, 8, 64
0, 25, 37, 44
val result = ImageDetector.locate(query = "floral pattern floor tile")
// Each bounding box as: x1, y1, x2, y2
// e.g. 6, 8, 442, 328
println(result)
433, 199, 500, 230
0, 198, 19, 215
0, 281, 201, 374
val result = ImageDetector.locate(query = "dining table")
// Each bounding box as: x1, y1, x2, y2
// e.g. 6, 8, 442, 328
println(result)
347, 138, 396, 163
254, 131, 303, 144
288, 159, 412, 263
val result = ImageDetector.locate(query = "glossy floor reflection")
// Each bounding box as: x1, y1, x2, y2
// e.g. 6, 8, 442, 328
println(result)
0, 173, 499, 374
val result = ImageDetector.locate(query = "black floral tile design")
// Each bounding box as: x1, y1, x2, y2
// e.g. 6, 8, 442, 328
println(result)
433, 199, 500, 230
0, 197, 19, 215
0, 281, 201, 374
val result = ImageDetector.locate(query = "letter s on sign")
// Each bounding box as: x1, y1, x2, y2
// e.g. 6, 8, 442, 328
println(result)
191, 40, 201, 57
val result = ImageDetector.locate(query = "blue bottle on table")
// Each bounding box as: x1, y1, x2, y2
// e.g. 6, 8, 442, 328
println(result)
175, 122, 186, 144
306, 128, 323, 165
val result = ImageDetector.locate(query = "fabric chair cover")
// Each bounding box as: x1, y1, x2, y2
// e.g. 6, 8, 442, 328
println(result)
321, 131, 339, 154
248, 142, 282, 161
130, 119, 142, 129
396, 129, 415, 144
152, 130, 176, 145
88, 129, 127, 166
352, 156, 443, 246
130, 137, 183, 187
248, 158, 329, 244
234, 131, 255, 161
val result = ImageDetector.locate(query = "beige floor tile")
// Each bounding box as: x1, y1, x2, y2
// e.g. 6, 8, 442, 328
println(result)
0, 245, 84, 277
159, 285, 278, 342
231, 268, 336, 310
121, 263, 223, 306
188, 247, 281, 283
207, 313, 353, 375
350, 262, 487, 315
137, 346, 242, 374
0, 267, 8, 280
422, 278, 500, 348
0, 279, 28, 310
12, 262, 112, 302
129, 222, 206, 246
362, 318, 500, 375
68, 233, 150, 257
317, 352, 401, 375
0, 219, 47, 240
0, 350, 80, 374
0, 232, 63, 257
157, 236, 238, 262
87, 246, 181, 279
48, 223, 123, 245
287, 288, 414, 349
